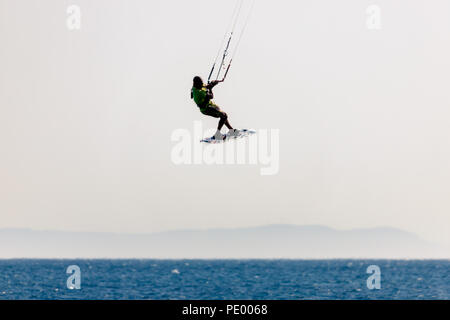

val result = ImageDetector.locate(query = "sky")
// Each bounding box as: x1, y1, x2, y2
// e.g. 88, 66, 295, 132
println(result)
1, 0, 450, 248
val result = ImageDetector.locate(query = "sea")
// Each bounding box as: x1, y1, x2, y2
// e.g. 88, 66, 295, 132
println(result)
0, 260, 448, 300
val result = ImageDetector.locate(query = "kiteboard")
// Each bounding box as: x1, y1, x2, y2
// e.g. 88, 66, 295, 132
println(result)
201, 129, 256, 144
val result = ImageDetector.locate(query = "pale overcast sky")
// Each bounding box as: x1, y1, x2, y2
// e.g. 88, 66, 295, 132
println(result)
1, 0, 450, 247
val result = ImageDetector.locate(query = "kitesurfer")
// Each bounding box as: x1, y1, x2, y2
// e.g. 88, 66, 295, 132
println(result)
191, 76, 239, 140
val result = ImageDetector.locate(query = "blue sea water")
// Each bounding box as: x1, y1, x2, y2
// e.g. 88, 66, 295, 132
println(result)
0, 260, 448, 300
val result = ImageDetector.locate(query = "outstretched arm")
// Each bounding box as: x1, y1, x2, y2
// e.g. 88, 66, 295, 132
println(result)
206, 80, 220, 90
204, 80, 220, 102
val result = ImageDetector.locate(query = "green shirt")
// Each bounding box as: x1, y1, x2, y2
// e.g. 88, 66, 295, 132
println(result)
191, 86, 211, 109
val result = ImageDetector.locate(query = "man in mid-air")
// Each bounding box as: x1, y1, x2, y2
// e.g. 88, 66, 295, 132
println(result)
191, 76, 239, 140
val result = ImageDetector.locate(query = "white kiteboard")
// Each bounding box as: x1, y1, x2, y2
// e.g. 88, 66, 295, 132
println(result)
201, 129, 256, 144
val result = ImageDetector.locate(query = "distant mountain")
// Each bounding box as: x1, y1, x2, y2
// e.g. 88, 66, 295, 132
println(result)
0, 225, 448, 259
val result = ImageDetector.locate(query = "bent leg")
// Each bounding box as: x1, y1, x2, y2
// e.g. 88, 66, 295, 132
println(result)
223, 115, 233, 130
201, 104, 233, 130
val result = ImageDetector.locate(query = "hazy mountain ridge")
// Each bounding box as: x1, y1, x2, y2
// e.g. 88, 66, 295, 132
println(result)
0, 225, 448, 259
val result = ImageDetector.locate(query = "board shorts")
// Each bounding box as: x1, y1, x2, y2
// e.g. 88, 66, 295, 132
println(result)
200, 103, 225, 118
